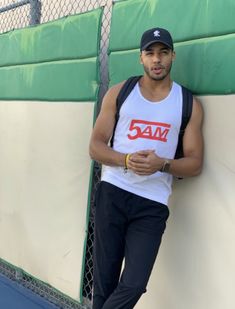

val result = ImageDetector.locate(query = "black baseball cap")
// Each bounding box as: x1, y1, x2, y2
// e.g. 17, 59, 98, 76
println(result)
140, 27, 174, 51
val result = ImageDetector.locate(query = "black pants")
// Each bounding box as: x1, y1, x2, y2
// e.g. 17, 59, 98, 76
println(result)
93, 181, 169, 309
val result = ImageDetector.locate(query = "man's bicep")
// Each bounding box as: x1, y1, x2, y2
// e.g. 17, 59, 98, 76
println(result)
91, 88, 118, 144
183, 98, 204, 159
91, 82, 125, 144
92, 108, 116, 144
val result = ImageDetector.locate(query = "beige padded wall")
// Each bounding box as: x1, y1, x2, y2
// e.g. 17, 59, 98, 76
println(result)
0, 101, 95, 300
136, 95, 235, 309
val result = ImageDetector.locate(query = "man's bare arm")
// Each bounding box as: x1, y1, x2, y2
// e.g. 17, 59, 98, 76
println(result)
89, 82, 127, 167
169, 97, 204, 177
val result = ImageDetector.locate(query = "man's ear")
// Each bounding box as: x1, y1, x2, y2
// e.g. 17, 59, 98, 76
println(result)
172, 50, 176, 61
140, 53, 143, 64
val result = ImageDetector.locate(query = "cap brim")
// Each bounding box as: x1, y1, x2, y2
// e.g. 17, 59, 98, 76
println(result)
141, 40, 173, 51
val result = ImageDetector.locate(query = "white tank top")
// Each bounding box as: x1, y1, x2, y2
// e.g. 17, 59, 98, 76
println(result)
102, 81, 183, 205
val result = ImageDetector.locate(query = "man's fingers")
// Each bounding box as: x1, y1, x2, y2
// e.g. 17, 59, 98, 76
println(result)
129, 155, 146, 163
136, 149, 155, 155
128, 162, 151, 173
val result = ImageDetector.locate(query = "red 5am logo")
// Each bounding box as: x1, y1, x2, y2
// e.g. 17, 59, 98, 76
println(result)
127, 119, 171, 142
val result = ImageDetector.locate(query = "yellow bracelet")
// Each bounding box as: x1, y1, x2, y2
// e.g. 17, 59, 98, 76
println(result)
124, 153, 130, 170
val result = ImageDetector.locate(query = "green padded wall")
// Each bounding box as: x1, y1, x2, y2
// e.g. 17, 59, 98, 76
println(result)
0, 8, 103, 101
109, 0, 235, 94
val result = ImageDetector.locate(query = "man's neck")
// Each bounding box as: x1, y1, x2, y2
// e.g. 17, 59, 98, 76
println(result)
139, 75, 173, 102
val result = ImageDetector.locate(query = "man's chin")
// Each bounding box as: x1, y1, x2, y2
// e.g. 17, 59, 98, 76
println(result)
150, 74, 166, 81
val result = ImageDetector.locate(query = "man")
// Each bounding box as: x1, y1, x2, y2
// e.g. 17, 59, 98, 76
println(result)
89, 27, 203, 309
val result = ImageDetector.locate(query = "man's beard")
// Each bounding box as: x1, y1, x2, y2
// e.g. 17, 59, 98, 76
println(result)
143, 63, 172, 81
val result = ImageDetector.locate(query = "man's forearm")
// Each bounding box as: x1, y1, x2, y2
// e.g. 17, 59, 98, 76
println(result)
168, 156, 203, 178
89, 140, 126, 167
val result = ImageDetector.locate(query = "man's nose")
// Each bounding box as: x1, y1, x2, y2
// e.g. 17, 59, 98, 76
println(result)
152, 54, 160, 63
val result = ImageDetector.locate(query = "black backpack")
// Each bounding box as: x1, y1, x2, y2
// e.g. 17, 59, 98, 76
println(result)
110, 75, 193, 159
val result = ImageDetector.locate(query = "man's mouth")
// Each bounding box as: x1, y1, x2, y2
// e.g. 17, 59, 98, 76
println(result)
152, 66, 164, 74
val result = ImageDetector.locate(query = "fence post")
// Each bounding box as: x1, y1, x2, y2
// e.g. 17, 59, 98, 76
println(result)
29, 0, 41, 25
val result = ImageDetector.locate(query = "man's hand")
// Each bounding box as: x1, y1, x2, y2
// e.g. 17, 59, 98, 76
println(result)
127, 150, 164, 175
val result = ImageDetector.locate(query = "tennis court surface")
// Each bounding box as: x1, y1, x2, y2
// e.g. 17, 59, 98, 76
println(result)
0, 274, 59, 309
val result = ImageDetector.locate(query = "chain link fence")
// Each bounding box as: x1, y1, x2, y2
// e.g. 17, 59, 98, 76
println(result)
0, 0, 113, 308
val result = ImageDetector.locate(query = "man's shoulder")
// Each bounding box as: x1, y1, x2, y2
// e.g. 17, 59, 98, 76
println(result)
174, 81, 193, 94
108, 76, 142, 97
103, 81, 126, 103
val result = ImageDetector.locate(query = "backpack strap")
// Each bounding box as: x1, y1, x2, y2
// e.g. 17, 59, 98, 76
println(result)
174, 86, 193, 159
110, 75, 142, 147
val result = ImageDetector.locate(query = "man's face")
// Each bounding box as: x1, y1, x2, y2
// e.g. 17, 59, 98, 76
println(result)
140, 42, 175, 81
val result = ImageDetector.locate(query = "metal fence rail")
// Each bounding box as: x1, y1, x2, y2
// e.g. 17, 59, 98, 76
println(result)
0, 0, 112, 308
0, 0, 30, 31
0, 0, 30, 13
